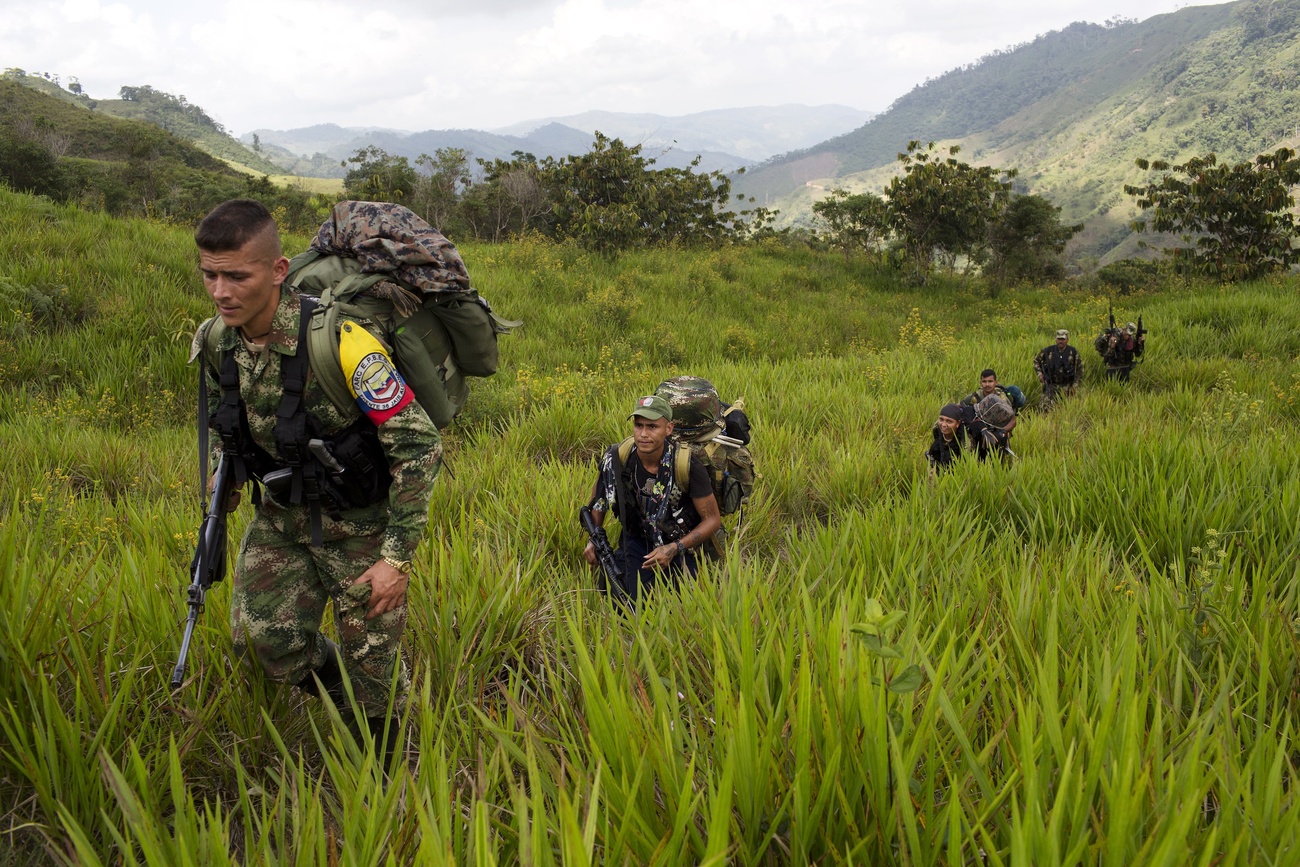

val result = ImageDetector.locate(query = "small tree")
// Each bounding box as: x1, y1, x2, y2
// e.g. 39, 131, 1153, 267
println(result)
1124, 148, 1300, 281
414, 147, 472, 234
811, 189, 889, 259
343, 145, 419, 204
986, 194, 1083, 283
886, 141, 1015, 284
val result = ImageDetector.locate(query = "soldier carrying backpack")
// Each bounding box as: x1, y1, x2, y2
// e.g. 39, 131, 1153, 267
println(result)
188, 199, 462, 764
582, 394, 722, 603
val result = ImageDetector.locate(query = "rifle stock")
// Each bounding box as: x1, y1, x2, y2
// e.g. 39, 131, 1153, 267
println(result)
579, 505, 634, 608
170, 453, 234, 690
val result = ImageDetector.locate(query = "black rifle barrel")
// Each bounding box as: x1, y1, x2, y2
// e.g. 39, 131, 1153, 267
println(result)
170, 454, 233, 690
579, 505, 634, 607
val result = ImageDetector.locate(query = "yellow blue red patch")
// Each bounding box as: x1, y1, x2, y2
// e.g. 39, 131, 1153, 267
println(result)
340, 320, 413, 424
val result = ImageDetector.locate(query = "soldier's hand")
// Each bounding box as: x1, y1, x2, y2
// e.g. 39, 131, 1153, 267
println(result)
355, 559, 409, 618
583, 541, 597, 565
643, 543, 678, 570
207, 475, 242, 512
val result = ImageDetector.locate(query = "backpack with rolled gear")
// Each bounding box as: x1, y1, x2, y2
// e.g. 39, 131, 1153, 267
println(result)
288, 201, 521, 429
612, 376, 757, 558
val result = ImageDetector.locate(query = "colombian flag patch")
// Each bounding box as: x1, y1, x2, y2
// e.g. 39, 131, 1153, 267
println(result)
340, 321, 413, 424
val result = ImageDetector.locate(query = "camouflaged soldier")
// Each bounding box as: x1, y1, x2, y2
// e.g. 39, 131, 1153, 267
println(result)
191, 199, 441, 761
1033, 328, 1083, 410
1095, 322, 1146, 381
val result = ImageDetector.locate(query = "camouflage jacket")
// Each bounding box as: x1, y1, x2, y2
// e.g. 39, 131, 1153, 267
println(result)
1094, 330, 1144, 367
1033, 344, 1082, 385
194, 288, 441, 561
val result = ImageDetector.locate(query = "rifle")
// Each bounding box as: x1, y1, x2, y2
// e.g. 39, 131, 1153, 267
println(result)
579, 504, 635, 609
1109, 303, 1116, 332
170, 453, 234, 690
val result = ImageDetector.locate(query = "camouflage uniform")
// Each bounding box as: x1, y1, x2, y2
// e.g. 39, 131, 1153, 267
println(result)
1094, 328, 1145, 382
1033, 343, 1082, 409
195, 288, 441, 716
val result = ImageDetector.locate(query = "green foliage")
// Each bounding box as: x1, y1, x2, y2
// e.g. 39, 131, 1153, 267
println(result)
3, 190, 1300, 863
886, 141, 1015, 283
986, 194, 1084, 283
1125, 148, 1300, 281
343, 144, 420, 204
1096, 258, 1163, 294
810, 188, 888, 258
0, 132, 68, 199
547, 132, 767, 251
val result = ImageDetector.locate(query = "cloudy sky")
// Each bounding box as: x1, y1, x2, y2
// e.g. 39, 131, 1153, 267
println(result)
2, 0, 1194, 135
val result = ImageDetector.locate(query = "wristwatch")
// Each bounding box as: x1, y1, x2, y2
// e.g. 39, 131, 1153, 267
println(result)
382, 556, 412, 574
674, 541, 687, 556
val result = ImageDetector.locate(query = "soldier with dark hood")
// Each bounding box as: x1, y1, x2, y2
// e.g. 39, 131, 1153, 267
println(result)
1095, 321, 1146, 381
190, 199, 441, 762
926, 404, 969, 474
1033, 328, 1083, 409
583, 395, 722, 602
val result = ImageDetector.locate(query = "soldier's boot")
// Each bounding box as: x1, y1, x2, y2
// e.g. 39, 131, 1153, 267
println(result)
366, 714, 402, 766
295, 638, 347, 708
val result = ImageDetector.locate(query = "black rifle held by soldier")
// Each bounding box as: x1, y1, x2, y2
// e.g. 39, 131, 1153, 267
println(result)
579, 504, 635, 610
170, 453, 234, 690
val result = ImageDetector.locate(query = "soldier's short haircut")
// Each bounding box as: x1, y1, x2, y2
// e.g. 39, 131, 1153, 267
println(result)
195, 199, 281, 255
980, 368, 997, 380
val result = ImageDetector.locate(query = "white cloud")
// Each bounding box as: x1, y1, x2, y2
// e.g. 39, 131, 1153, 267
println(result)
0, 0, 1192, 133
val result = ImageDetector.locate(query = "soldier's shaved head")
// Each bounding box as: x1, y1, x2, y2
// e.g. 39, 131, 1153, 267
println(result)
195, 199, 282, 261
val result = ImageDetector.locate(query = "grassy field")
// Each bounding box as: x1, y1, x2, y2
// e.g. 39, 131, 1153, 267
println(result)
1, 187, 1298, 865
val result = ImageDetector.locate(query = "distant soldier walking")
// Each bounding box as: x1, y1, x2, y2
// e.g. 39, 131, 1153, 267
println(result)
1034, 328, 1082, 409
1094, 321, 1146, 381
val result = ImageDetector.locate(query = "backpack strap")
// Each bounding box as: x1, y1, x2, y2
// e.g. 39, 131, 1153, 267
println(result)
304, 275, 395, 420
673, 442, 692, 490
273, 296, 331, 547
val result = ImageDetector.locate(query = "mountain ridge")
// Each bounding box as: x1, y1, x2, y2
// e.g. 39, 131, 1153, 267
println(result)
734, 0, 1300, 261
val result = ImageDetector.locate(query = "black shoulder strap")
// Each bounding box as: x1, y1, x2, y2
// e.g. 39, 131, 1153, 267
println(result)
272, 296, 330, 546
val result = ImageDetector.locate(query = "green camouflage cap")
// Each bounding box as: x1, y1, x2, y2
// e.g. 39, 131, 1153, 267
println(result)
629, 394, 672, 421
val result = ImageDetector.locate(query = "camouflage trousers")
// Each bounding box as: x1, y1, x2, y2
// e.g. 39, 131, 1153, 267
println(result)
231, 499, 410, 717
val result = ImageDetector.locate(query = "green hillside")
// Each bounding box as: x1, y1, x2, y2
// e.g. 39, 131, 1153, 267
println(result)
0, 78, 325, 230
739, 0, 1300, 261
3, 70, 281, 174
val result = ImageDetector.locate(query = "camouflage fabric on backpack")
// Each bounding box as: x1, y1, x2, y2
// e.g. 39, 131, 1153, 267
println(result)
973, 392, 1015, 429
289, 201, 520, 429
656, 376, 724, 438
654, 376, 756, 519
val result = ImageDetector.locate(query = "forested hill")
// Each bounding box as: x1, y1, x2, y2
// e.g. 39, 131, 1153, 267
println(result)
0, 79, 320, 229
3, 71, 279, 174
736, 0, 1300, 257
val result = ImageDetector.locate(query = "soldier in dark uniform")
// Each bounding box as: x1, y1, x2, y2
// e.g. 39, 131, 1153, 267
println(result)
191, 199, 442, 761
1095, 322, 1146, 381
926, 404, 969, 474
1033, 328, 1082, 410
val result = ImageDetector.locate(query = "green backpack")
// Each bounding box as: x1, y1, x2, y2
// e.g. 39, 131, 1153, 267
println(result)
646, 376, 758, 518
285, 251, 519, 429
201, 203, 520, 430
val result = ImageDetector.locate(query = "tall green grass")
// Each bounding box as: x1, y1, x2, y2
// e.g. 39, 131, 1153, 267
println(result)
2, 188, 1297, 864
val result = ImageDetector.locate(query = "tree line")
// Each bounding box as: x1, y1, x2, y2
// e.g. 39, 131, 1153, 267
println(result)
339, 132, 776, 251
811, 140, 1300, 285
